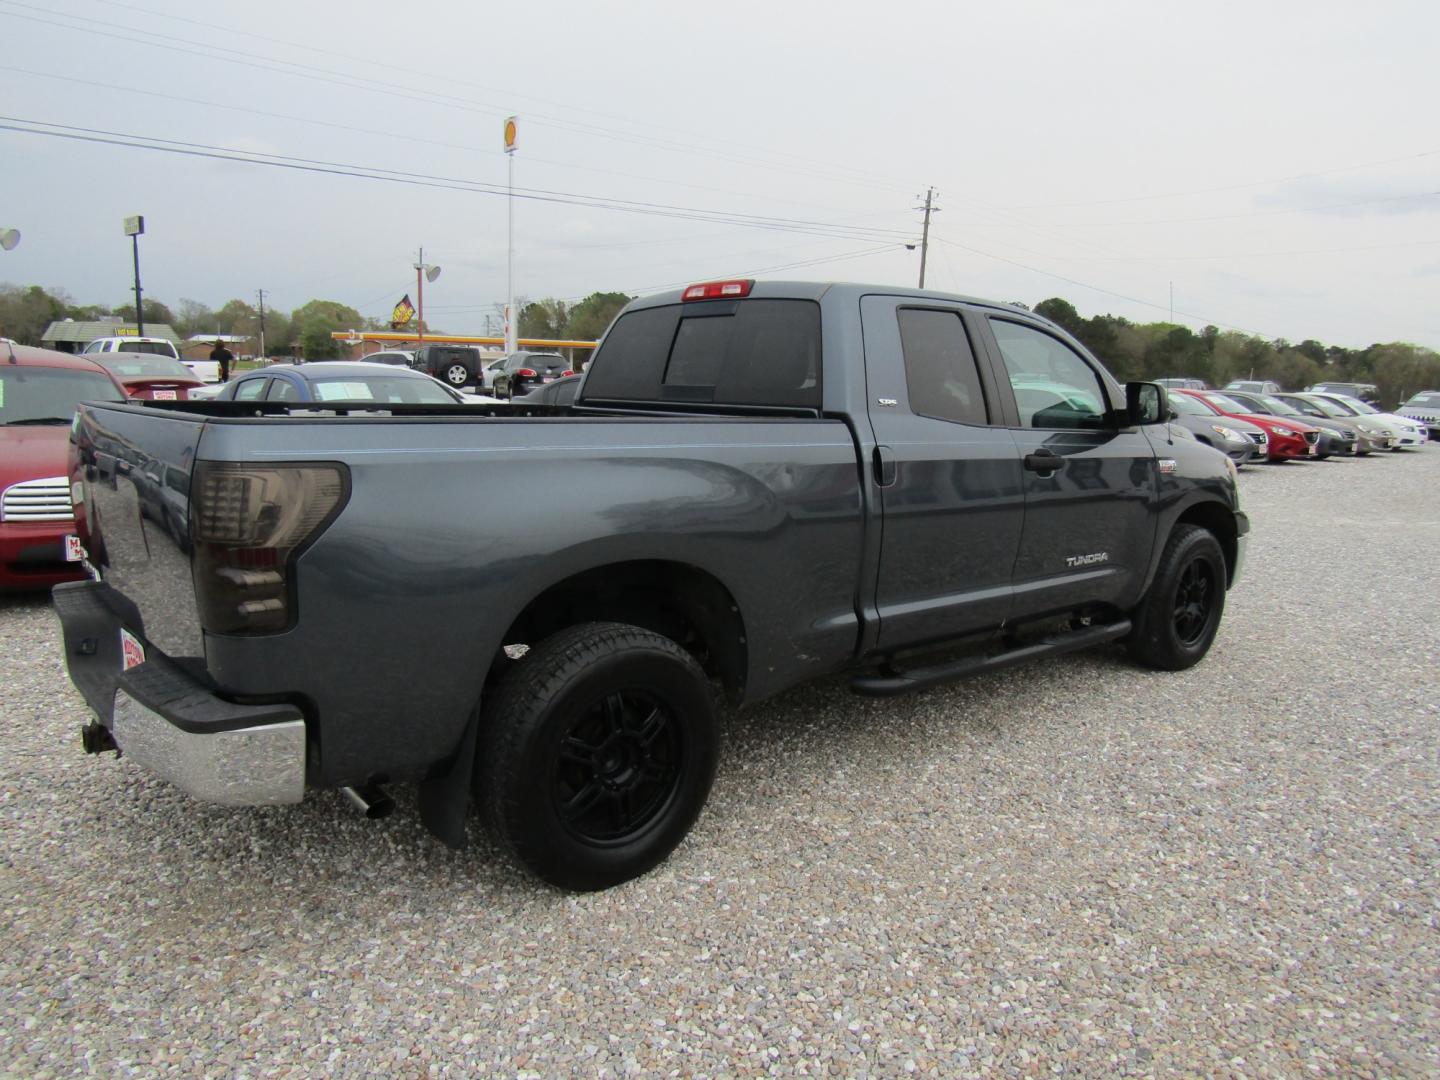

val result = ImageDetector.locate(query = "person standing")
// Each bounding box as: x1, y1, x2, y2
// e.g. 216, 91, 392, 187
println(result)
209, 339, 233, 382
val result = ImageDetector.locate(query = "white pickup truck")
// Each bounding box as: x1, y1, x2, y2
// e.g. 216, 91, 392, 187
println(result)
81, 336, 221, 384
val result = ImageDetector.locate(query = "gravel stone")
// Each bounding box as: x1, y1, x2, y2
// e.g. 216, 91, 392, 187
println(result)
2, 447, 1438, 1076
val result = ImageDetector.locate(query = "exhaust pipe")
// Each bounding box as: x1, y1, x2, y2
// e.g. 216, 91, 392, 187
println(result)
340, 783, 395, 820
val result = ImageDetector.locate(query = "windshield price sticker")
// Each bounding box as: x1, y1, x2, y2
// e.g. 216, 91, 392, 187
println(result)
120, 628, 146, 671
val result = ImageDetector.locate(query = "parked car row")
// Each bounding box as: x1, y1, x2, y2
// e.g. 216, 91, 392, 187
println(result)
190, 362, 487, 405
1163, 386, 1431, 465
359, 347, 578, 398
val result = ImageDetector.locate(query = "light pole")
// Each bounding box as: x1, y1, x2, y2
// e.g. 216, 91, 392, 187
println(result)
414, 248, 441, 346
124, 215, 145, 335
504, 116, 518, 355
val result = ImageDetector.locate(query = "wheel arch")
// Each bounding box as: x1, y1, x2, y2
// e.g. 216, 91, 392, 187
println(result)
490, 559, 749, 704
1171, 499, 1239, 586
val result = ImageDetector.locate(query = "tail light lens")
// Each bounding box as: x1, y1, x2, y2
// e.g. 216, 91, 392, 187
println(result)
517, 368, 537, 377
192, 461, 349, 635
682, 279, 753, 301
560, 370, 574, 378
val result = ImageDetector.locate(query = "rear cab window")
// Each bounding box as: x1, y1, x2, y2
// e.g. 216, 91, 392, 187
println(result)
581, 299, 821, 410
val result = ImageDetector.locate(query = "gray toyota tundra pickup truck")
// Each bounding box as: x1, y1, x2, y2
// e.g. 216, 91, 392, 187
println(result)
54, 279, 1249, 890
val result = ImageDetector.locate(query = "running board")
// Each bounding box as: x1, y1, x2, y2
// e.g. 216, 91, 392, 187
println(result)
851, 619, 1132, 697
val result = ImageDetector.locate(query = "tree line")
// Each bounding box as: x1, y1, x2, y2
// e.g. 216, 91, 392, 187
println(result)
0, 284, 636, 362
0, 284, 373, 359
3, 282, 1435, 405
1027, 297, 1439, 410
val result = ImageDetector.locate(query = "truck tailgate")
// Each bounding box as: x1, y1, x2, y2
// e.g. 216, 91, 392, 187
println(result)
74, 402, 208, 660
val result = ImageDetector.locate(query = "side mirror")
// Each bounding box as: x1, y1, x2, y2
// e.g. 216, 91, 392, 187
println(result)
1126, 381, 1168, 426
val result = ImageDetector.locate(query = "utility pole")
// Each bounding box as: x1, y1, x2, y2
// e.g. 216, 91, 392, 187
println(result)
916, 188, 939, 289
416, 247, 425, 347
255, 289, 267, 359
414, 248, 441, 348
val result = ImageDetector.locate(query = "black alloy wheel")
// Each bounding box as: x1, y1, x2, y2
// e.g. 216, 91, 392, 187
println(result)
553, 690, 681, 844
477, 622, 719, 891
1171, 558, 1215, 647
1127, 523, 1226, 671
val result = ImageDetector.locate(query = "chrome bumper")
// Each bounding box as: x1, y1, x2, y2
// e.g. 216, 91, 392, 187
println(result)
112, 690, 306, 806
54, 580, 308, 808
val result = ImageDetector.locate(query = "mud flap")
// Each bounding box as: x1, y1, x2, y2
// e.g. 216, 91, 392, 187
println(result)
417, 710, 480, 850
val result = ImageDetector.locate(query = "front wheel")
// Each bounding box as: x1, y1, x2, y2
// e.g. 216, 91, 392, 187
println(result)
476, 622, 719, 891
444, 363, 470, 387
1127, 524, 1226, 671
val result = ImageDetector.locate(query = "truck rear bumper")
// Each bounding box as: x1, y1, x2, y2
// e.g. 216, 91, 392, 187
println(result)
53, 580, 307, 806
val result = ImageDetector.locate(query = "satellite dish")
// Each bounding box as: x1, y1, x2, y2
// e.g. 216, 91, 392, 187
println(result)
0, 229, 19, 252
425, 265, 441, 283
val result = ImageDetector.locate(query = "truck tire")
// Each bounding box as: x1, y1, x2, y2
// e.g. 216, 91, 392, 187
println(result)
1126, 524, 1226, 671
477, 622, 719, 890
443, 363, 470, 388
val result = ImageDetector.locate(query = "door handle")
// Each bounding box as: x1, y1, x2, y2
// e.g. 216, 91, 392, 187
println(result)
872, 445, 897, 487
1024, 448, 1062, 473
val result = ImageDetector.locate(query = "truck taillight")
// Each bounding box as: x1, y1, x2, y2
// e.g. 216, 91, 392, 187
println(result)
682, 279, 753, 301
192, 462, 349, 635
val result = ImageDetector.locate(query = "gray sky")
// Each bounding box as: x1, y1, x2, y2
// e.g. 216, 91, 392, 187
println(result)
2, 0, 1437, 348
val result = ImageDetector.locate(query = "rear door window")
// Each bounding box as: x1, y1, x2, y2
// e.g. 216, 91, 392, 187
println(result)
897, 308, 989, 425
232, 378, 267, 401
582, 299, 821, 409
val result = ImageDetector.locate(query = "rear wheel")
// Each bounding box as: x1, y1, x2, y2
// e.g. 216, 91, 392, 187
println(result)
444, 363, 470, 387
477, 622, 719, 891
1127, 524, 1226, 671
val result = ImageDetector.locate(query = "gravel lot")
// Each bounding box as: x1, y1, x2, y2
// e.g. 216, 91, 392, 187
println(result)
3, 448, 1438, 1077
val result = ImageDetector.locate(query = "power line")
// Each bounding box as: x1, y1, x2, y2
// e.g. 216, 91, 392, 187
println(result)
0, 1, 913, 194
933, 234, 1279, 339
1, 64, 916, 220
85, 0, 917, 190
0, 117, 921, 245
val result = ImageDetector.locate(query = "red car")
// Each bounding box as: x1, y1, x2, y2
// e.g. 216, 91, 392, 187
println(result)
88, 352, 204, 400
1, 344, 127, 591
1177, 389, 1320, 462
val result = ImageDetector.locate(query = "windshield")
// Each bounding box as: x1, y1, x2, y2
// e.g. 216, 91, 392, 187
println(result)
1404, 392, 1440, 407
117, 341, 180, 358
1256, 394, 1301, 416
1335, 396, 1377, 414
1169, 393, 1217, 416
1305, 396, 1354, 416
310, 376, 459, 404
1201, 393, 1250, 413
95, 354, 195, 380
1, 367, 126, 423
